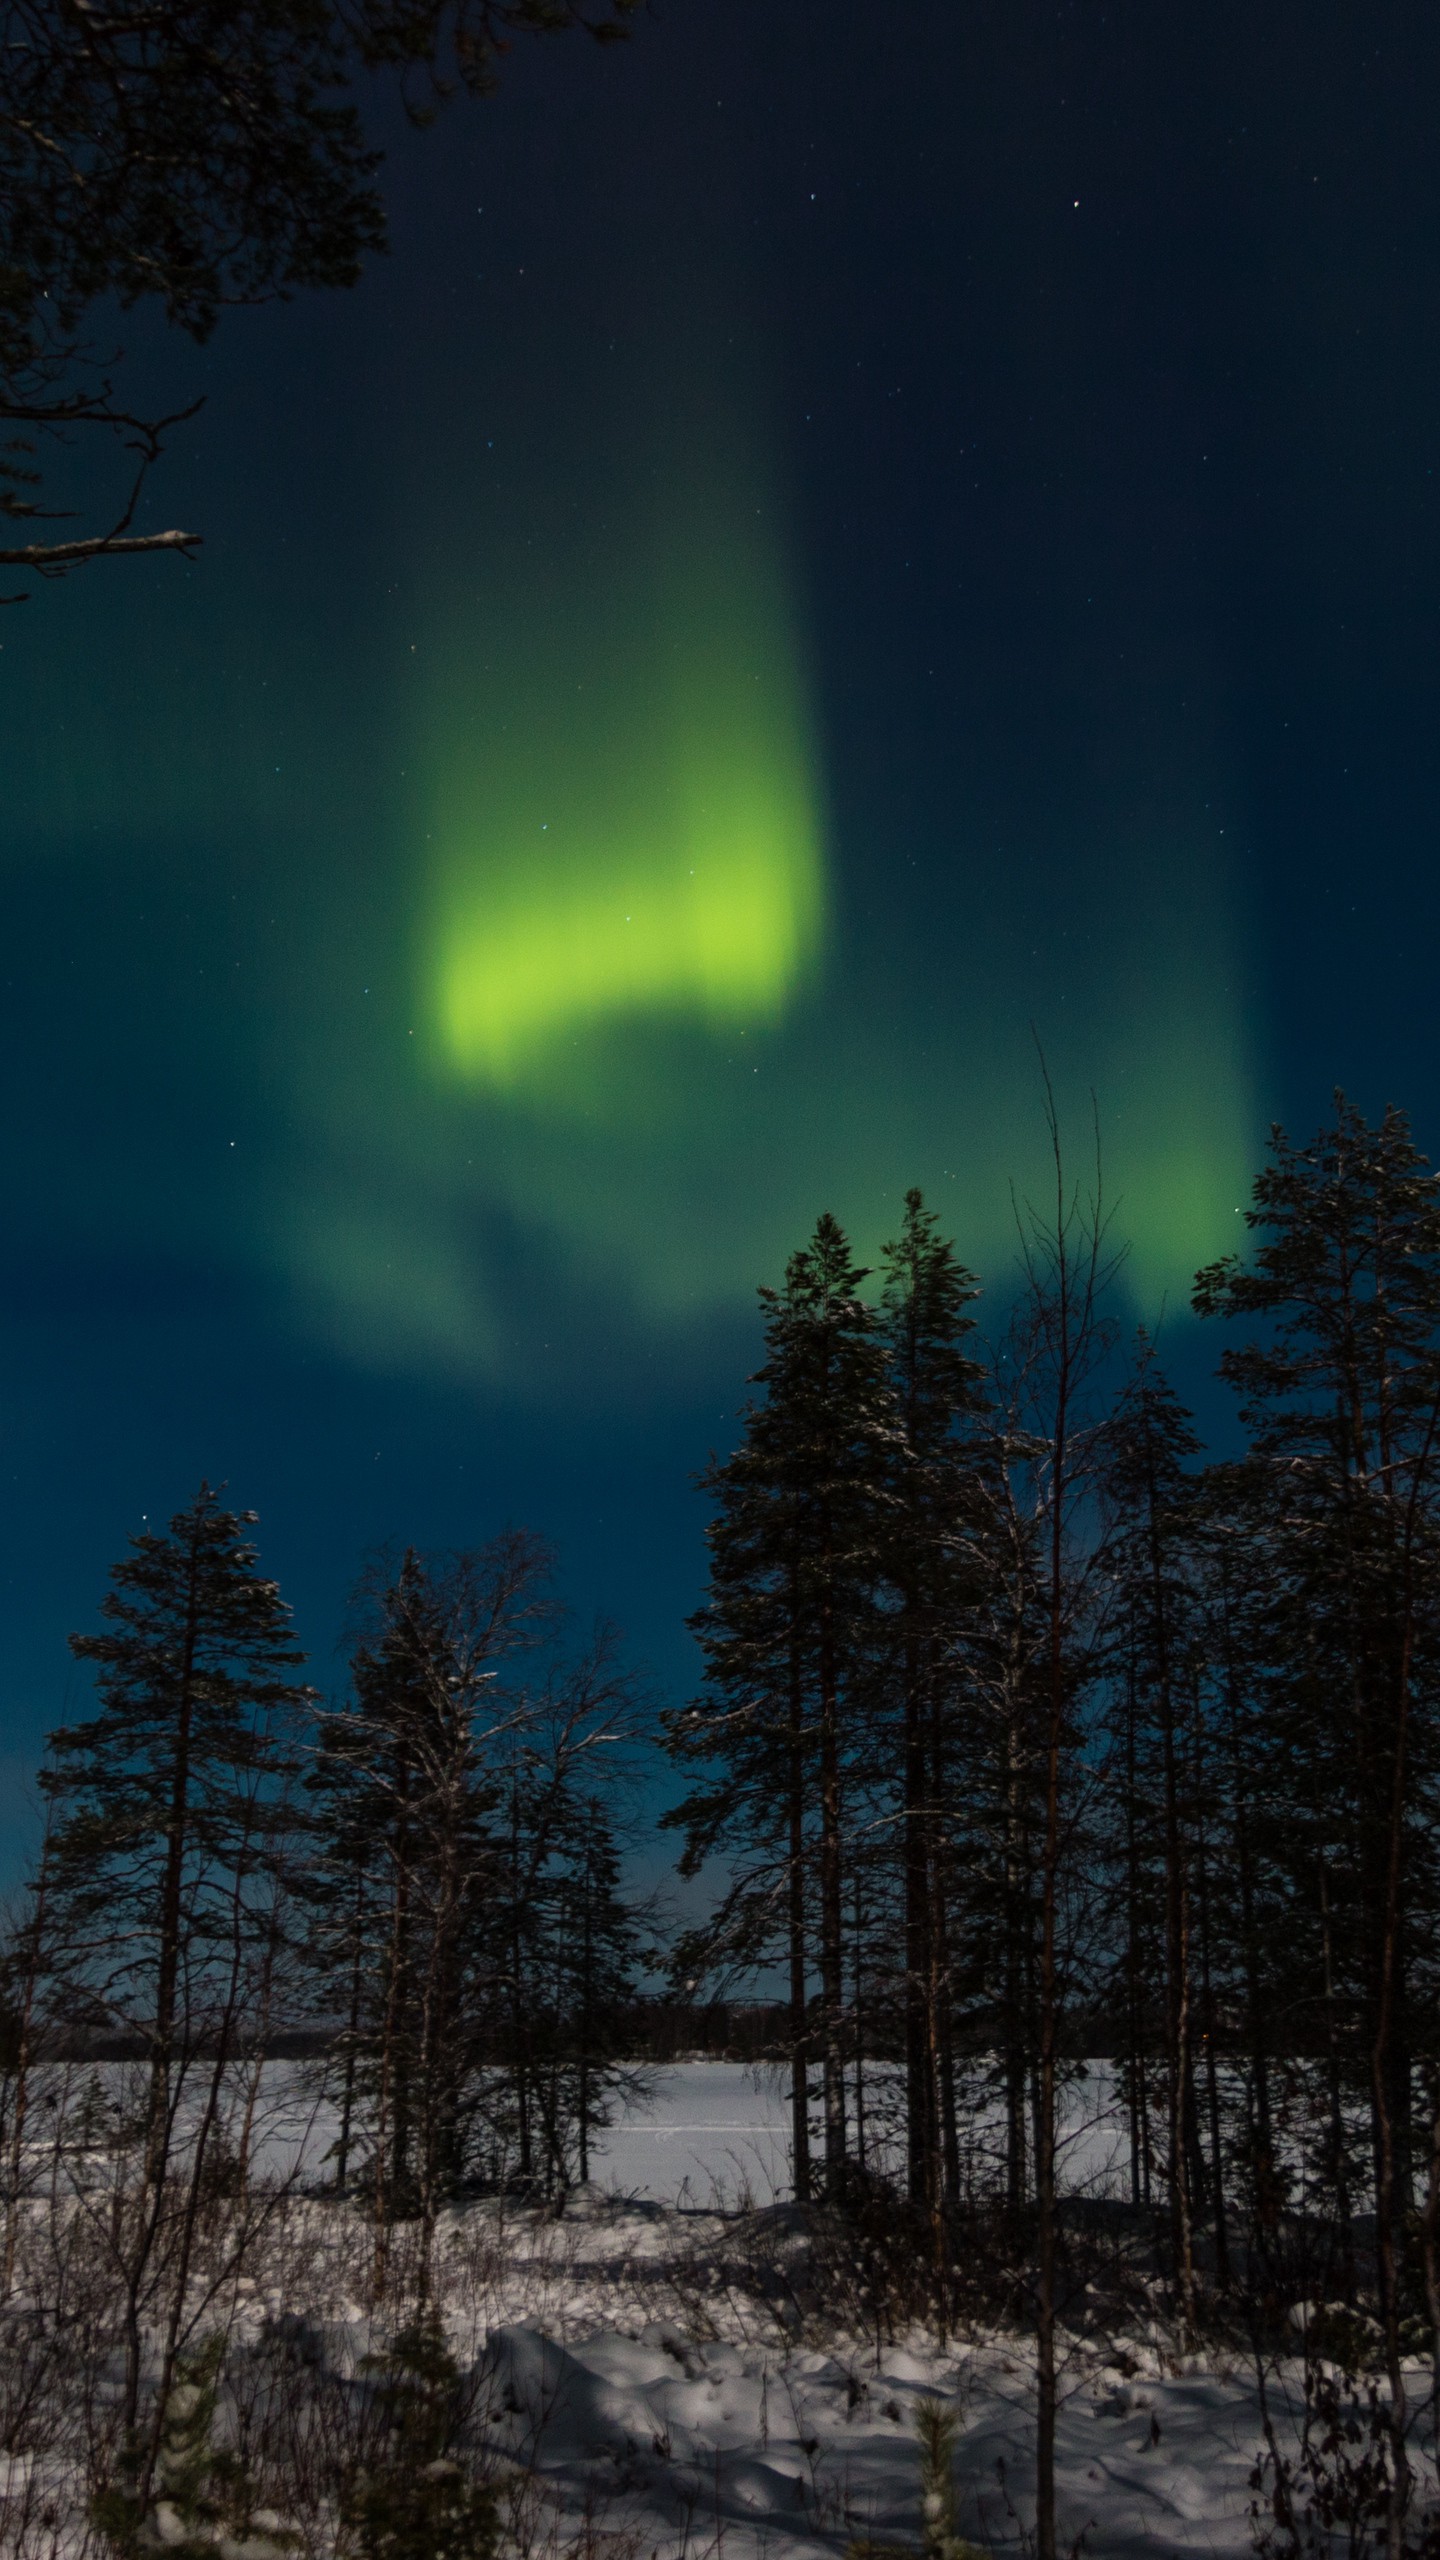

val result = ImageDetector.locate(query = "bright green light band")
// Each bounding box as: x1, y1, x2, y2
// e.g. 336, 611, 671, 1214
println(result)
423, 465, 825, 1089
436, 766, 821, 1082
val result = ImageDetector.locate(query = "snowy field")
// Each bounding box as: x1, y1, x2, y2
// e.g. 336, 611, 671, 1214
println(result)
419, 2182, 1433, 2560
345, 2071, 1430, 2553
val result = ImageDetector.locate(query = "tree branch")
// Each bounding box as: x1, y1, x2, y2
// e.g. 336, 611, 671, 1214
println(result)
0, 526, 199, 570
0, 387, 204, 593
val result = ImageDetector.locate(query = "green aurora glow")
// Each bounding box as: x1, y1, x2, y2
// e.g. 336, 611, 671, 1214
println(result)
272, 807, 1256, 1393
426, 465, 824, 1085
0, 332, 1261, 1404
231, 356, 1260, 1388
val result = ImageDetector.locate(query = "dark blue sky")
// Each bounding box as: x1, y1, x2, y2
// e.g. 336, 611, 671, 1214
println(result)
1, 0, 1437, 1866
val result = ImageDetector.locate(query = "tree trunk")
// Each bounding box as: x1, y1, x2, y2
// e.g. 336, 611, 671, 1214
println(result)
1123, 1650, 1149, 2210
1, 1820, 52, 2299
1004, 1722, 1029, 2220
578, 1819, 594, 2187
1191, 1723, 1231, 2288
788, 1624, 811, 2204
1220, 1601, 1273, 2186
1035, 1664, 1061, 2560
818, 1588, 847, 2197
1317, 1851, 1356, 2301
904, 1619, 935, 2209
146, 1526, 202, 2194
1036, 1388, 1068, 2560
334, 1862, 366, 2196
1372, 1599, 1420, 2560
1420, 2073, 1440, 2480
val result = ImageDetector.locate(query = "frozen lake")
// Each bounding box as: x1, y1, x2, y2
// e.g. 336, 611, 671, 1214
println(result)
591, 2060, 1129, 2207
34, 2056, 1132, 2206
590, 2063, 795, 2204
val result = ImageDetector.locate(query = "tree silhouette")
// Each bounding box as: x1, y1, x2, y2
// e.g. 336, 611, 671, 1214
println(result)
0, 0, 637, 592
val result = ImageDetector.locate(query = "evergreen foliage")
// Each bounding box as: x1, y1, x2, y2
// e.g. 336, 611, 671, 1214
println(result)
308, 1541, 545, 2227
665, 1100, 1440, 2553
42, 1484, 313, 2079
94, 2333, 296, 2559
874, 1192, 984, 2225
666, 1211, 892, 2199
308, 1542, 649, 2223
845, 2396, 985, 2560
1098, 1339, 1212, 2312
343, 2322, 497, 2560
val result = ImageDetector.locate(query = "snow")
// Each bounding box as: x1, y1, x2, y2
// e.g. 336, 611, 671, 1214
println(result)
586, 2063, 795, 2205
468, 2300, 1276, 2557
13, 2063, 1435, 2558
585, 2060, 1132, 2209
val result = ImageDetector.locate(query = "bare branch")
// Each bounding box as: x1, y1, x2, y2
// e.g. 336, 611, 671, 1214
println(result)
0, 524, 199, 570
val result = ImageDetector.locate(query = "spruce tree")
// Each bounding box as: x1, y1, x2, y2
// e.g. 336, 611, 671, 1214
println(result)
308, 1537, 549, 2264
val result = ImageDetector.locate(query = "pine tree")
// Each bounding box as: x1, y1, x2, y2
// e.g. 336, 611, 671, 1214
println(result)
492, 1769, 648, 2197
40, 1486, 313, 2452
1195, 1097, 1440, 2531
46, 1488, 311, 2143
1191, 1470, 1289, 2268
875, 1191, 984, 2239
1003, 1095, 1118, 2560
1099, 1338, 1209, 2320
560, 1792, 648, 2187
484, 1622, 648, 2200
344, 2323, 498, 2560
845, 2396, 985, 2560
666, 1213, 891, 2201
946, 1420, 1050, 2223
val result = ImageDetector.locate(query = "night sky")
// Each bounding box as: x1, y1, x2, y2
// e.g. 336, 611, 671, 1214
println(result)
1, 0, 1437, 1865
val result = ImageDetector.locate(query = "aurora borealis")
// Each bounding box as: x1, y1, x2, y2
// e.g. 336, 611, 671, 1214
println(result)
426, 437, 825, 1087
1, 1, 1439, 1850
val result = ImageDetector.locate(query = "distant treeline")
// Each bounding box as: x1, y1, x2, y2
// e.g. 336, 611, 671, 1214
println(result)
9, 2000, 792, 2069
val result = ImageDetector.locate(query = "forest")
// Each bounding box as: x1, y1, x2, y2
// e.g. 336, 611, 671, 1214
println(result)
2, 1092, 1439, 2560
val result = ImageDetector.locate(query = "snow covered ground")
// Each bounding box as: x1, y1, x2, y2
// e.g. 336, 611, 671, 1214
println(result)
436, 2188, 1432, 2560
198, 2181, 1404, 2560
408, 2073, 1432, 2555
472, 2303, 1280, 2560
14, 2063, 1433, 2557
